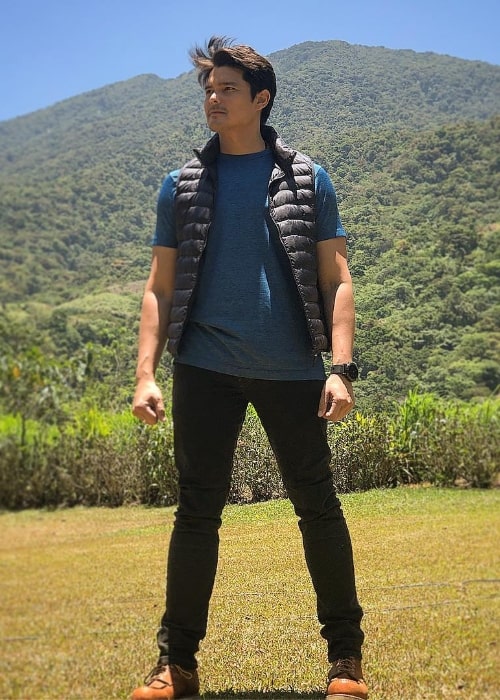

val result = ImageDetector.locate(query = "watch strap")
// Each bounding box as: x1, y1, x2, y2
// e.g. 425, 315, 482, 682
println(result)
330, 364, 349, 374
330, 362, 359, 381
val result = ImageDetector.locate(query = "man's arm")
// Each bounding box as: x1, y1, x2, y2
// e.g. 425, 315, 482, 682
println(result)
132, 246, 177, 425
316, 236, 356, 422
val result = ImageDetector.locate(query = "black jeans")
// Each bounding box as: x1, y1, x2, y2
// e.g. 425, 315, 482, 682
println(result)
157, 364, 364, 668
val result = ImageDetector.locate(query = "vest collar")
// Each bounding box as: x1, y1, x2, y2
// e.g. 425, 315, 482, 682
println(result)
193, 124, 296, 171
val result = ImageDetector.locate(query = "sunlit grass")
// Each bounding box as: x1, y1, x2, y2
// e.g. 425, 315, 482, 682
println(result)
1, 488, 498, 699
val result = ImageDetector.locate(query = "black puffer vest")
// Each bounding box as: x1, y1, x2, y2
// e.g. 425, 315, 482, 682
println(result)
166, 124, 329, 357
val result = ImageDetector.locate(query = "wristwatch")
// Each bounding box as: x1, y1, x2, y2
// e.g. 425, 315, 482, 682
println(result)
330, 362, 359, 382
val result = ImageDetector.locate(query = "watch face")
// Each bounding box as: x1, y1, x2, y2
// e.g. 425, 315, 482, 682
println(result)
346, 363, 359, 381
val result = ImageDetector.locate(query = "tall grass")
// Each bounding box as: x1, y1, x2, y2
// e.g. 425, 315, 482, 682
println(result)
0, 392, 498, 509
0, 411, 176, 509
389, 389, 498, 487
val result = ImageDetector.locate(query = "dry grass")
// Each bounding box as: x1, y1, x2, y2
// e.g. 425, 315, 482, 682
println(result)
1, 487, 498, 699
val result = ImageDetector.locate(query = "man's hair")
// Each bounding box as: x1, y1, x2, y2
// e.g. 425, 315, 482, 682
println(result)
189, 36, 276, 124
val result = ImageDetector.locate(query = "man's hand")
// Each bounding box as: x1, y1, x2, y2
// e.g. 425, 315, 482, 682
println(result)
317, 373, 355, 422
132, 379, 166, 425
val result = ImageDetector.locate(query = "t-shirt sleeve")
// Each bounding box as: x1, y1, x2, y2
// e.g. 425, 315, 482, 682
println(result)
151, 169, 180, 247
314, 164, 346, 241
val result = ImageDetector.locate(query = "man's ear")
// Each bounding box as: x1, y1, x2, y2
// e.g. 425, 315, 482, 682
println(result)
255, 89, 270, 111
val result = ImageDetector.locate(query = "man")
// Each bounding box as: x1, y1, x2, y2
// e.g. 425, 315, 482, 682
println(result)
131, 36, 367, 700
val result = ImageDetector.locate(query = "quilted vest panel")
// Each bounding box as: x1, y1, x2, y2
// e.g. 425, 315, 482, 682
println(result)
166, 127, 329, 357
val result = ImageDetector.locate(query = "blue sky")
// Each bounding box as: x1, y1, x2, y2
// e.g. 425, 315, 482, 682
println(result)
1, 0, 499, 122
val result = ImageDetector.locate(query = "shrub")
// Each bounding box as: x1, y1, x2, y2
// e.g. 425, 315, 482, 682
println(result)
389, 390, 499, 487
134, 419, 178, 506
231, 406, 285, 503
329, 412, 395, 491
0, 392, 498, 509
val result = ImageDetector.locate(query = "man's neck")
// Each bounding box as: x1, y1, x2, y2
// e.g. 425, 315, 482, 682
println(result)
218, 129, 266, 155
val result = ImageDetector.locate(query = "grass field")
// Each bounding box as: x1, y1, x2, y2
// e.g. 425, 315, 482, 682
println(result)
1, 487, 499, 699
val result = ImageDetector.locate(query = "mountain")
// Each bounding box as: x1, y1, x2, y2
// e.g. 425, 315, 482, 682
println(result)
1, 41, 498, 177
0, 40, 499, 409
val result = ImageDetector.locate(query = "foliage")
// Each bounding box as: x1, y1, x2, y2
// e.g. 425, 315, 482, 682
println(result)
0, 41, 499, 409
0, 343, 90, 447
329, 412, 395, 491
0, 393, 498, 510
231, 404, 286, 503
389, 390, 499, 487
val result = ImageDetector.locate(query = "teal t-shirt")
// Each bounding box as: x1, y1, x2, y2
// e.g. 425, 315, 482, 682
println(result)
152, 149, 346, 380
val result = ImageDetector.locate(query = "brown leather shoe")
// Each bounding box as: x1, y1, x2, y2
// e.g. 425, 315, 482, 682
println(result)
326, 657, 368, 699
131, 664, 200, 700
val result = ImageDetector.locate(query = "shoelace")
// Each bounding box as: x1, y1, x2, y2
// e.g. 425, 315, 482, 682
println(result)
174, 665, 195, 680
330, 657, 358, 680
144, 664, 194, 686
144, 665, 169, 686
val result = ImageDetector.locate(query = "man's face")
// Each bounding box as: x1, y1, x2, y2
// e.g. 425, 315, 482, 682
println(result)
204, 65, 266, 134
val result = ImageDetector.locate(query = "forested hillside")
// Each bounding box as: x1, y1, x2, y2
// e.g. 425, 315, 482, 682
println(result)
0, 40, 499, 411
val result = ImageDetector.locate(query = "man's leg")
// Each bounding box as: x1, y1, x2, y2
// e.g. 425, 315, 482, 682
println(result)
157, 365, 248, 669
248, 379, 364, 661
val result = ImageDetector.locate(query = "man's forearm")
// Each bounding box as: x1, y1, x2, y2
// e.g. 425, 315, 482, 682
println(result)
325, 280, 355, 365
135, 290, 171, 381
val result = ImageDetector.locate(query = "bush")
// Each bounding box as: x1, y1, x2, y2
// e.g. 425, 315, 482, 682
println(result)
134, 419, 178, 506
0, 392, 498, 509
0, 410, 177, 509
389, 390, 499, 487
329, 412, 395, 491
231, 406, 285, 503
